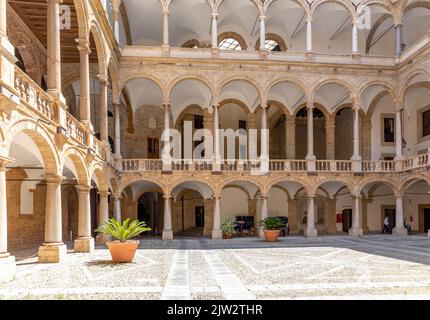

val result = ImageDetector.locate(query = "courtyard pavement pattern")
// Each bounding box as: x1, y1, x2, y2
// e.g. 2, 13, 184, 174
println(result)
1, 235, 430, 300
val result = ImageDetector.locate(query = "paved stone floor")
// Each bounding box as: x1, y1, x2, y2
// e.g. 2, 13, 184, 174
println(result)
1, 235, 430, 300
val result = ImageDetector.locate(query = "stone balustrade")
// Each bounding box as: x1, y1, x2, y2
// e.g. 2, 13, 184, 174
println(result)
121, 155, 430, 174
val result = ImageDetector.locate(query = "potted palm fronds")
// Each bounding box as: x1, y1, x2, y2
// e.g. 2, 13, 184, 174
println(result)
222, 217, 236, 239
96, 218, 151, 263
260, 217, 285, 242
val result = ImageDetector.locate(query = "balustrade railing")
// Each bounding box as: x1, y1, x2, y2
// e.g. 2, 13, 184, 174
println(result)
121, 155, 430, 174
14, 67, 56, 123
66, 113, 88, 145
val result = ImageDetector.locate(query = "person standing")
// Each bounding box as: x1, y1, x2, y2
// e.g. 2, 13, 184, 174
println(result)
382, 216, 390, 234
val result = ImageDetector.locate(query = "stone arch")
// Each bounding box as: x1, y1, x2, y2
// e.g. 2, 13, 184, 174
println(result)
89, 22, 108, 75
311, 79, 355, 104
182, 39, 203, 48
89, 162, 109, 192
293, 102, 330, 120
169, 179, 215, 199
312, 178, 355, 197
217, 76, 263, 103
217, 31, 248, 50
311, 0, 357, 21
5, 119, 61, 176
400, 69, 430, 104
119, 176, 166, 195
174, 104, 205, 128
265, 177, 310, 197
357, 178, 399, 197
61, 146, 90, 186
358, 81, 397, 105
168, 76, 215, 102
254, 33, 288, 51
265, 0, 311, 17
119, 74, 167, 100
73, 0, 90, 40
265, 78, 310, 105
219, 98, 251, 115
399, 175, 430, 195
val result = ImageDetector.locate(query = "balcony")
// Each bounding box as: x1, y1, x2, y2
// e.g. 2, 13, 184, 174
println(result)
121, 153, 430, 174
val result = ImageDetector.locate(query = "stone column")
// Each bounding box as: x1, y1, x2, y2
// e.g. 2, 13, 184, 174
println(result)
305, 196, 317, 237
393, 195, 407, 235
287, 197, 299, 234
306, 16, 313, 53
162, 195, 173, 240
162, 103, 172, 171
259, 195, 269, 238
349, 195, 363, 237
96, 191, 110, 244
213, 104, 221, 171
395, 24, 403, 58
0, 156, 16, 282
248, 198, 257, 230
98, 74, 108, 145
0, 0, 7, 38
261, 104, 269, 161
212, 195, 222, 239
351, 106, 361, 160
114, 103, 121, 157
327, 197, 338, 233
352, 19, 359, 55
325, 115, 335, 160
211, 12, 218, 49
78, 40, 91, 129
74, 185, 94, 253
112, 0, 120, 43
395, 109, 404, 160
362, 197, 369, 233
46, 0, 63, 100
259, 15, 266, 51
362, 118, 372, 160
306, 104, 316, 171
162, 9, 169, 50
114, 195, 122, 221
285, 114, 296, 159
38, 175, 67, 263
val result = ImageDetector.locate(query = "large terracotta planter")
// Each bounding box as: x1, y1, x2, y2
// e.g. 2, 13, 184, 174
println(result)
106, 240, 139, 263
263, 230, 281, 242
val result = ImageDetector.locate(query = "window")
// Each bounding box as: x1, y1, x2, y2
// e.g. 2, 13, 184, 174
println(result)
239, 120, 247, 130
147, 138, 159, 159
194, 115, 204, 129
423, 110, 430, 137
265, 39, 280, 51
383, 116, 395, 143
219, 38, 241, 51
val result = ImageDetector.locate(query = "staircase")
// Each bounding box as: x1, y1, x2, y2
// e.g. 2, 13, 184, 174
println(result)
177, 227, 204, 237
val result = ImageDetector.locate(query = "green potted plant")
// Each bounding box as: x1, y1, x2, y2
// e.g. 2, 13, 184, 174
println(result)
260, 217, 285, 242
96, 218, 151, 263
222, 217, 236, 239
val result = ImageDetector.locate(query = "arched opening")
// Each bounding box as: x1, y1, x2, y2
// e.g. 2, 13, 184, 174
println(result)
295, 106, 326, 159
401, 178, 430, 234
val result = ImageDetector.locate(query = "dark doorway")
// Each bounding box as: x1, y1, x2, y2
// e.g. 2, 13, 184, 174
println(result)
384, 208, 396, 232
424, 208, 430, 233
342, 209, 352, 233
90, 186, 98, 237
195, 206, 204, 227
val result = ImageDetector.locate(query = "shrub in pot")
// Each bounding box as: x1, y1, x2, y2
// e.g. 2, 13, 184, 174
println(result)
96, 218, 151, 263
260, 217, 285, 242
222, 217, 236, 239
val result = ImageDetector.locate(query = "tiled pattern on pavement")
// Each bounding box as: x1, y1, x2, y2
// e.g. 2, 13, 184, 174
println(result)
1, 235, 430, 300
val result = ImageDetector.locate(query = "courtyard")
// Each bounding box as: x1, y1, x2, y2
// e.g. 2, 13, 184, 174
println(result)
2, 235, 430, 300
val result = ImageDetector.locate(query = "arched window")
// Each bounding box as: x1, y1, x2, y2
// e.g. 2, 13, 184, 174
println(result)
14, 48, 26, 73
219, 38, 241, 50
265, 39, 281, 51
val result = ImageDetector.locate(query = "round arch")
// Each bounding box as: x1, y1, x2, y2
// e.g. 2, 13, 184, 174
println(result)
61, 147, 90, 186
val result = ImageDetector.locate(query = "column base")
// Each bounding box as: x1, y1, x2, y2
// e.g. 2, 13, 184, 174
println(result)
211, 47, 219, 57
259, 50, 268, 59
0, 253, 16, 283
162, 229, 173, 241
392, 227, 408, 236
38, 243, 67, 263
304, 228, 318, 238
212, 229, 222, 240
349, 228, 363, 237
96, 234, 110, 246
74, 237, 95, 253
258, 227, 265, 239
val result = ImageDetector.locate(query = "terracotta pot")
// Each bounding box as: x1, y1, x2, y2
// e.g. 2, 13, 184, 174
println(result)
263, 230, 281, 242
106, 240, 139, 263
223, 233, 233, 239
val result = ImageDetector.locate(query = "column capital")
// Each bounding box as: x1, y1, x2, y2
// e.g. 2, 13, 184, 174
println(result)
259, 15, 266, 21
0, 156, 14, 168
163, 195, 173, 200
213, 194, 221, 200
306, 102, 314, 110
98, 191, 111, 198
307, 195, 316, 200
43, 174, 65, 184
211, 12, 219, 19
352, 104, 361, 111
77, 40, 91, 54
260, 194, 269, 200
352, 194, 362, 200
162, 9, 169, 16
75, 184, 91, 193
97, 73, 108, 84
306, 16, 313, 24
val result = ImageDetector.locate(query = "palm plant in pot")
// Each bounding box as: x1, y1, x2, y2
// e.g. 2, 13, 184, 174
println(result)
96, 218, 151, 263
260, 217, 285, 242
222, 217, 236, 239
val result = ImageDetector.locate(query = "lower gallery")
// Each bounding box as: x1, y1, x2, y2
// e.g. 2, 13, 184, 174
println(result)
0, 0, 430, 300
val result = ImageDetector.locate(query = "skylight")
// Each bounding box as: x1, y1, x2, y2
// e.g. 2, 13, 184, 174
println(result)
219, 38, 241, 51
265, 39, 280, 51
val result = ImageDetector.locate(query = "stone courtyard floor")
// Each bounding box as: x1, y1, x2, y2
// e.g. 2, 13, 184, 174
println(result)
2, 235, 430, 300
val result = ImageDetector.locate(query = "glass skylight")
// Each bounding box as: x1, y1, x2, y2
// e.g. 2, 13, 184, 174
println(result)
219, 38, 241, 50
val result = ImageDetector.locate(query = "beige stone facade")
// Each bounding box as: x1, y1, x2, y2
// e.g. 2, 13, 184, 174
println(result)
1, 0, 430, 283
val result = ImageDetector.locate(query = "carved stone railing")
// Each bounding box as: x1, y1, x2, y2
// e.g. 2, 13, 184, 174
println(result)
65, 113, 88, 145
14, 67, 56, 123
121, 154, 430, 174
